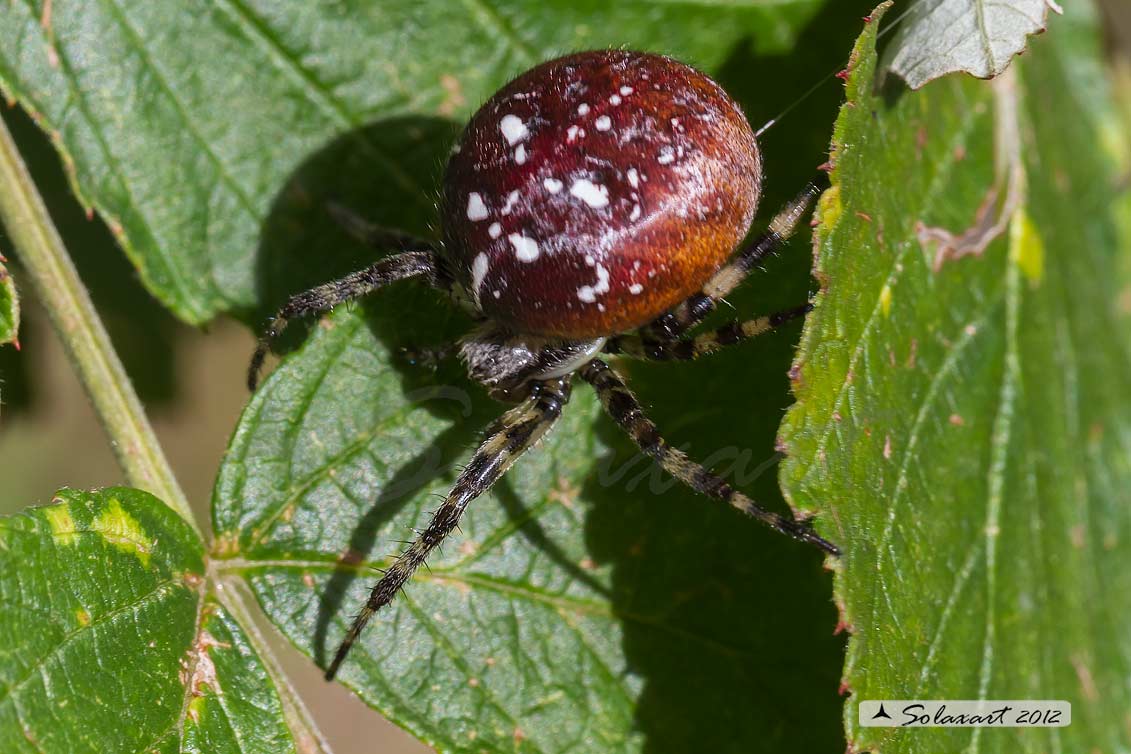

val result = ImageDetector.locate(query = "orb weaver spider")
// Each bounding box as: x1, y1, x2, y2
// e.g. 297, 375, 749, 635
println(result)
248, 49, 839, 681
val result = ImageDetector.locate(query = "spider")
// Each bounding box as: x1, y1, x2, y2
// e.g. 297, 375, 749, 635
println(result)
247, 49, 840, 681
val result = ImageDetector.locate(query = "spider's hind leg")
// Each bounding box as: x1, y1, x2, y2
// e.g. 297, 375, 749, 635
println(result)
581, 358, 838, 555
605, 303, 811, 361
643, 183, 820, 342
325, 377, 572, 680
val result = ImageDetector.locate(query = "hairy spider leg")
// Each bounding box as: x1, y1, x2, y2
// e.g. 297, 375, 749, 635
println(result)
326, 200, 440, 252
248, 251, 440, 390
604, 303, 812, 361
642, 183, 822, 342
580, 358, 838, 555
325, 377, 573, 680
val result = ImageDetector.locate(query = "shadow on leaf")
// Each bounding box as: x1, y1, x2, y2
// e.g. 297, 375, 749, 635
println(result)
243, 2, 871, 746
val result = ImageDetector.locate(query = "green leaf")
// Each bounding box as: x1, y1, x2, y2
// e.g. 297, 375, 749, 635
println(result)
211, 287, 847, 752
0, 488, 299, 754
0, 0, 823, 325
781, 3, 1131, 752
884, 0, 1063, 89
0, 254, 17, 347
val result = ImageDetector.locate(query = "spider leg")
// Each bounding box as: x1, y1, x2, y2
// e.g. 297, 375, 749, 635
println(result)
580, 358, 838, 555
642, 183, 820, 341
248, 251, 441, 390
327, 200, 440, 252
325, 377, 572, 680
605, 302, 811, 361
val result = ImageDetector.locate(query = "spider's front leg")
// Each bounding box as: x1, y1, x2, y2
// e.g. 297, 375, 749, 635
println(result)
605, 303, 811, 361
248, 250, 441, 390
642, 183, 821, 342
580, 358, 838, 555
325, 376, 572, 680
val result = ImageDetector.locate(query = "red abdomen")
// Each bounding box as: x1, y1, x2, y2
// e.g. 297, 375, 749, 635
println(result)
440, 50, 762, 339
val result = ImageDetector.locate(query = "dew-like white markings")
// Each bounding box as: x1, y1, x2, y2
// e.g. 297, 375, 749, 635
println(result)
609, 94, 622, 106
632, 260, 641, 270
577, 263, 610, 303
577, 103, 590, 116
569, 179, 609, 208
515, 144, 527, 165
629, 204, 641, 221
671, 117, 685, 133
584, 254, 596, 267
501, 190, 520, 215
627, 168, 639, 188
466, 192, 489, 221
620, 85, 634, 96
566, 125, 583, 142
493, 290, 501, 299
657, 146, 675, 164
629, 283, 643, 295
543, 177, 563, 194
594, 115, 612, 131
488, 222, 502, 239
471, 253, 489, 305
499, 114, 529, 145
508, 233, 540, 262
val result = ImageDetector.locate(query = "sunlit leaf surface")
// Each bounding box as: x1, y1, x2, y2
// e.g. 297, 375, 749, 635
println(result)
884, 0, 1062, 89
0, 488, 298, 754
781, 3, 1131, 752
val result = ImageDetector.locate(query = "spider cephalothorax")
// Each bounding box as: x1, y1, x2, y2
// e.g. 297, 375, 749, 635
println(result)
248, 49, 838, 681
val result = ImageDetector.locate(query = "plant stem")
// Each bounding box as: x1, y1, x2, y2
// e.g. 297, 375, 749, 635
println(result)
0, 114, 197, 535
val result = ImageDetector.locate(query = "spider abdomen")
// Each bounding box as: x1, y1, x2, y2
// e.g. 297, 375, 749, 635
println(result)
440, 50, 762, 339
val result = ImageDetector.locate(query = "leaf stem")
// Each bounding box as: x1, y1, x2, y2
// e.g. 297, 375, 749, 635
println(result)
0, 114, 197, 534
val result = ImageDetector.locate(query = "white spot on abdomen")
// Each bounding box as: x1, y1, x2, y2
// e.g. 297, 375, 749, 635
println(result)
508, 233, 540, 262
595, 115, 612, 131
627, 168, 639, 188
620, 85, 634, 96
488, 222, 502, 238
657, 146, 675, 164
466, 192, 489, 221
501, 190, 520, 215
471, 253, 489, 306
543, 177, 563, 194
629, 283, 643, 295
514, 144, 527, 164
499, 114, 529, 145
577, 263, 610, 303
570, 179, 609, 209
577, 103, 590, 116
